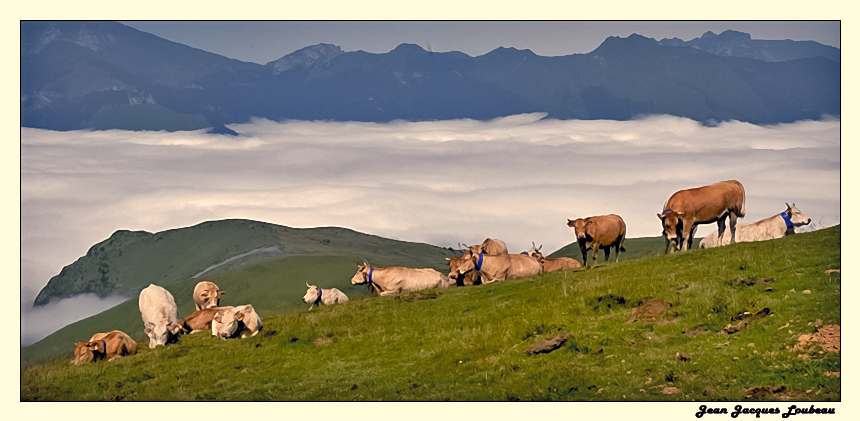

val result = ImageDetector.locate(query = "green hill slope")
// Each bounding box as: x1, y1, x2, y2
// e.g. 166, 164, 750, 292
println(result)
22, 226, 840, 401
34, 219, 458, 305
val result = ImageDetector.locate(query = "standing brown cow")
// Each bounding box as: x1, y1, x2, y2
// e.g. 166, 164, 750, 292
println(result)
658, 180, 746, 253
566, 214, 627, 266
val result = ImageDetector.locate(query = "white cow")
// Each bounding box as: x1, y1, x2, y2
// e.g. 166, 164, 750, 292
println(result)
303, 283, 349, 311
212, 304, 263, 339
193, 281, 225, 310
699, 203, 811, 249
138, 284, 182, 349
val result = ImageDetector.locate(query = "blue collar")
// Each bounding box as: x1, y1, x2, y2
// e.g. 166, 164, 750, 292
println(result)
780, 212, 793, 228
521, 252, 529, 255
317, 288, 323, 298
368, 267, 374, 284
476, 253, 484, 270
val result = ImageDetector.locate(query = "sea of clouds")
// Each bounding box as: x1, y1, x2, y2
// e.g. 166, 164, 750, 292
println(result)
20, 113, 841, 346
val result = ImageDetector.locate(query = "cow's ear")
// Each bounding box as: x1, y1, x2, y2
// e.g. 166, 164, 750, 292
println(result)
144, 327, 152, 335
220, 291, 226, 296
214, 314, 222, 323
657, 213, 663, 219
236, 312, 245, 321
676, 211, 685, 216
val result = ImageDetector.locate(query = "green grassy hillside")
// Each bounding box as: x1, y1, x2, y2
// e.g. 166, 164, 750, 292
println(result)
34, 219, 458, 305
21, 226, 840, 401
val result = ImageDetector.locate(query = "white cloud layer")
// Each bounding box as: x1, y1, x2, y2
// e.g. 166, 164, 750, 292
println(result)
20, 114, 841, 346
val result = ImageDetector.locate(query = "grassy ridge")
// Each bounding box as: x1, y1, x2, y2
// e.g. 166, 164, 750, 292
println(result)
34, 219, 459, 305
21, 226, 840, 401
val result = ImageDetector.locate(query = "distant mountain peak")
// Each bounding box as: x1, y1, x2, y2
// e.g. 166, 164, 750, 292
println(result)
24, 21, 122, 54
268, 43, 343, 74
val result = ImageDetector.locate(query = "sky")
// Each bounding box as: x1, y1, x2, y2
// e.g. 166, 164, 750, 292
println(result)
118, 21, 841, 65
21, 114, 841, 346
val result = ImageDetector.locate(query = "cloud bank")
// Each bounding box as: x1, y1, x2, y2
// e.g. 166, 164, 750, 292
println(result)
21, 114, 840, 346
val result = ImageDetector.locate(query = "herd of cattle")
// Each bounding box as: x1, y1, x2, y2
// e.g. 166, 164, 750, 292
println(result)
71, 179, 812, 364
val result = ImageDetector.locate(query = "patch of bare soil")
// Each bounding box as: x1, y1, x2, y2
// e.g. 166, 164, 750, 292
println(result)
728, 277, 774, 287
744, 385, 807, 401
313, 338, 332, 346
795, 324, 840, 353
626, 298, 671, 324
526, 333, 573, 355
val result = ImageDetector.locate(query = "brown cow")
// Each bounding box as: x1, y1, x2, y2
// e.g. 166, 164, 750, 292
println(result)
193, 281, 226, 310
526, 244, 582, 272
177, 307, 234, 334
452, 249, 542, 283
566, 214, 627, 266
446, 255, 480, 286
72, 330, 137, 365
658, 180, 746, 252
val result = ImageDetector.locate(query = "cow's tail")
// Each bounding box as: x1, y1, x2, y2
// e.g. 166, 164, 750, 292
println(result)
620, 245, 626, 253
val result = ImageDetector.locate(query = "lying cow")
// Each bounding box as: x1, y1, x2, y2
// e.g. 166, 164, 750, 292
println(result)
303, 283, 349, 310
699, 203, 811, 249
139, 284, 183, 349
178, 307, 234, 334
566, 214, 627, 266
212, 304, 263, 339
352, 262, 453, 296
451, 249, 542, 283
526, 243, 581, 272
72, 330, 137, 365
658, 180, 746, 252
445, 255, 480, 286
193, 280, 226, 310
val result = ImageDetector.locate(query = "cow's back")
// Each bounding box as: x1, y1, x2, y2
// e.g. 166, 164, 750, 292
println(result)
508, 254, 542, 278
666, 180, 745, 220
139, 284, 178, 324
588, 214, 626, 244
380, 267, 448, 292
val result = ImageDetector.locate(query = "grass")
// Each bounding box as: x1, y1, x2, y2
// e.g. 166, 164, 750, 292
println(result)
21, 226, 840, 401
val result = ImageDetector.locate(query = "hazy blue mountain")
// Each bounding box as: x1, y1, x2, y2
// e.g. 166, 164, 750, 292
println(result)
659, 30, 840, 63
21, 22, 840, 133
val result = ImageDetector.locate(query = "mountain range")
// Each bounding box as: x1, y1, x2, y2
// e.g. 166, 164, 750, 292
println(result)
21, 21, 840, 133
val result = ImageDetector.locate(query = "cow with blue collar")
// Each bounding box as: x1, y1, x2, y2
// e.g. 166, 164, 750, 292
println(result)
699, 203, 811, 249
451, 248, 542, 284
351, 262, 453, 296
303, 283, 349, 310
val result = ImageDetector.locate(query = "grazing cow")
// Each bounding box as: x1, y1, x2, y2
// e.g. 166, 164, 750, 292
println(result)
303, 283, 349, 311
445, 256, 480, 286
193, 281, 226, 310
699, 203, 811, 249
72, 330, 137, 364
466, 238, 508, 255
139, 284, 183, 349
658, 180, 746, 253
212, 304, 263, 339
177, 307, 234, 334
526, 244, 582, 272
351, 263, 453, 296
566, 214, 627, 266
452, 249, 542, 283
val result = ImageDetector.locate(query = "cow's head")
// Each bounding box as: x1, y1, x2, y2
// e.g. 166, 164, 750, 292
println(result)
144, 310, 183, 349
303, 283, 321, 304
785, 203, 812, 228
527, 243, 546, 263
658, 210, 686, 252
196, 281, 226, 309
350, 263, 370, 285
567, 218, 591, 241
446, 256, 465, 284
454, 250, 478, 275
213, 305, 251, 339
72, 341, 98, 364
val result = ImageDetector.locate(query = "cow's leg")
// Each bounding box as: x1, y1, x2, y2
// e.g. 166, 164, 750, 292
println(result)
680, 222, 694, 252
592, 243, 601, 266
614, 242, 621, 262
580, 246, 589, 267
664, 236, 672, 254
716, 214, 728, 246
603, 246, 610, 261
688, 225, 698, 251
728, 211, 739, 244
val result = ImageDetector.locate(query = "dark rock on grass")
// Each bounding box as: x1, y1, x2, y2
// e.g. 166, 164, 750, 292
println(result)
732, 308, 771, 321
527, 333, 573, 355
395, 292, 439, 302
